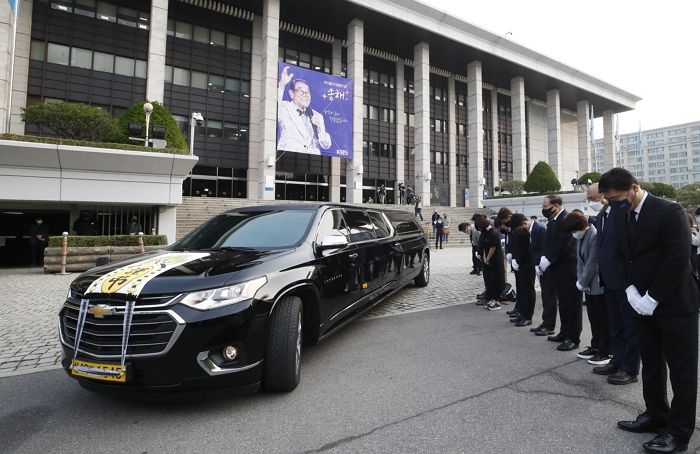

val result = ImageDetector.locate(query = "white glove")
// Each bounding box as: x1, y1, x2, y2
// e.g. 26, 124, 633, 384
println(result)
506, 253, 513, 264
636, 292, 659, 316
625, 285, 652, 316
475, 252, 481, 262
511, 259, 520, 271
535, 266, 544, 277
575, 281, 588, 292
539, 256, 551, 273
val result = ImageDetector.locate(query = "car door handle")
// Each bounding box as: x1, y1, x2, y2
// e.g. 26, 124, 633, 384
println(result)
348, 253, 359, 260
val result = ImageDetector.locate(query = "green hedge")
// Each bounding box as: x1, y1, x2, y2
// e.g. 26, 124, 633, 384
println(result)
48, 235, 168, 247
115, 101, 188, 151
524, 161, 561, 193
0, 134, 188, 155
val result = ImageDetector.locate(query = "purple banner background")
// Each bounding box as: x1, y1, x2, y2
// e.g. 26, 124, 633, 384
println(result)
277, 62, 353, 159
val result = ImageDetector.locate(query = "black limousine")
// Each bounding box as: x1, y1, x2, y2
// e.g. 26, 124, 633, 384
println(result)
59, 204, 430, 392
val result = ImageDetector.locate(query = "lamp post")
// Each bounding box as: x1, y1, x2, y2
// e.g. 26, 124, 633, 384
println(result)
143, 102, 154, 147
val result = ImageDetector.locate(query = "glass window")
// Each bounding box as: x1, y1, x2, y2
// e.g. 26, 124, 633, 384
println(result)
369, 106, 379, 121
134, 60, 147, 79
380, 73, 389, 88
240, 80, 250, 96
312, 55, 323, 71
93, 51, 114, 72
167, 19, 175, 36
368, 212, 392, 238
138, 11, 149, 30
117, 7, 138, 27
344, 210, 376, 242
227, 34, 241, 51
175, 210, 315, 250
30, 40, 46, 61
47, 43, 70, 65
369, 70, 378, 85
224, 122, 239, 141
71, 47, 92, 69
207, 120, 223, 138
242, 38, 252, 53
173, 67, 190, 86
193, 25, 209, 44
225, 77, 240, 93
96, 2, 116, 22
315, 209, 349, 243
74, 0, 96, 17
51, 0, 72, 13
209, 74, 224, 92
210, 29, 225, 47
114, 56, 135, 77
175, 21, 192, 40
191, 71, 207, 89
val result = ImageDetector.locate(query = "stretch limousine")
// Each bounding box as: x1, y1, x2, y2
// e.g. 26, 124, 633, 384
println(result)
59, 204, 430, 393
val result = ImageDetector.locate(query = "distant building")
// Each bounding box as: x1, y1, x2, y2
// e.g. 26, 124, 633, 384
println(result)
593, 121, 700, 188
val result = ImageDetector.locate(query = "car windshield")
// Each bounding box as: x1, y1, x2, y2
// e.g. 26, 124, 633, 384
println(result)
174, 210, 315, 250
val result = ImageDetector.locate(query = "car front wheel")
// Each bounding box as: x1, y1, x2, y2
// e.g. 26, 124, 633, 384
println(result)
414, 252, 430, 287
263, 295, 303, 392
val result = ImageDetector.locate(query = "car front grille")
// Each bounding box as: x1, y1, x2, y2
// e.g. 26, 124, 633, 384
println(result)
60, 299, 183, 359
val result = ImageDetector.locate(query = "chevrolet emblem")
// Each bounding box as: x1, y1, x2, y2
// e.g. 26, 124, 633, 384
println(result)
87, 304, 116, 318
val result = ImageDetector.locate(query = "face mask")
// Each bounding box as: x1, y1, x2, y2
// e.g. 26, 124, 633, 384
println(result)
609, 190, 633, 211
542, 207, 555, 218
572, 230, 585, 240
588, 201, 604, 212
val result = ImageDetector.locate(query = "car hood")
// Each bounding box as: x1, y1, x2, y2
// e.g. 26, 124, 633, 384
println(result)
70, 248, 294, 296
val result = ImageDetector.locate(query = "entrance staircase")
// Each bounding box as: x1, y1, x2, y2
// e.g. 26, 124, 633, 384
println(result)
176, 197, 491, 248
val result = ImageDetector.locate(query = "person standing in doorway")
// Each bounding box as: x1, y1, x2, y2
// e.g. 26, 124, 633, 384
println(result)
29, 217, 49, 267
414, 196, 423, 221
128, 216, 143, 235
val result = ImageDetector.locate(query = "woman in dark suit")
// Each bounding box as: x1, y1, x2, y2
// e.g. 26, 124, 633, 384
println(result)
473, 214, 504, 311
508, 213, 535, 326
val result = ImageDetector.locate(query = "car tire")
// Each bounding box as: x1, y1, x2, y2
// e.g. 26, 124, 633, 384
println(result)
414, 252, 430, 287
263, 295, 303, 392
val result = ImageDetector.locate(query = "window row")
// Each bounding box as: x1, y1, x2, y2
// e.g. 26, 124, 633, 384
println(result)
30, 40, 147, 78
280, 47, 332, 73
44, 0, 150, 29
430, 118, 447, 133
363, 104, 396, 123
165, 65, 250, 95
172, 116, 250, 142
430, 150, 449, 165
363, 141, 397, 158
363, 69, 395, 88
167, 19, 252, 53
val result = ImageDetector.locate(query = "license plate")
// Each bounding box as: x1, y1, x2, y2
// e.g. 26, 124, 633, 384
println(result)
70, 359, 127, 383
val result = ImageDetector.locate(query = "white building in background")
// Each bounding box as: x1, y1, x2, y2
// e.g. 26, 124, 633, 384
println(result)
593, 121, 700, 188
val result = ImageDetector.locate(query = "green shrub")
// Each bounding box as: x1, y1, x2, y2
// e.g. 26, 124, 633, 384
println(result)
641, 182, 676, 199
501, 180, 525, 195
115, 101, 188, 151
48, 235, 168, 248
0, 133, 186, 154
524, 161, 561, 193
577, 172, 602, 185
21, 102, 118, 141
675, 182, 700, 210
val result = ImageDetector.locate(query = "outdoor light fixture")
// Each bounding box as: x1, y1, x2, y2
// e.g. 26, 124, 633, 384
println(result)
151, 125, 166, 140
143, 102, 154, 147
127, 122, 143, 137
189, 112, 204, 156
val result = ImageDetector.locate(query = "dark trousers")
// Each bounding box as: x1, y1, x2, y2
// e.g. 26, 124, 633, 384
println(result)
585, 293, 609, 355
605, 288, 640, 374
514, 266, 536, 320
471, 246, 481, 272
435, 230, 443, 249
540, 273, 558, 330
554, 270, 583, 342
634, 312, 698, 443
29, 239, 46, 266
415, 208, 423, 221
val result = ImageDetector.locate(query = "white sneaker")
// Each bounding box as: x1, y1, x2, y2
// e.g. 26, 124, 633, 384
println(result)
486, 300, 502, 311
587, 354, 612, 365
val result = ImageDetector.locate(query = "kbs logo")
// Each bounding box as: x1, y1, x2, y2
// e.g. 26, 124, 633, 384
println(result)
335, 149, 349, 156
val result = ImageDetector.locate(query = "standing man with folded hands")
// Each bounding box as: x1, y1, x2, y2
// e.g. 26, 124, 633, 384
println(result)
600, 167, 699, 454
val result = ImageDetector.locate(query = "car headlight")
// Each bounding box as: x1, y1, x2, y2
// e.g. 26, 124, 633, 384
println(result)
179, 277, 267, 311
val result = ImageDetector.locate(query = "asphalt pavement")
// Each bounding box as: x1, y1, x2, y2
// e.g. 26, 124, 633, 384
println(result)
1, 247, 698, 453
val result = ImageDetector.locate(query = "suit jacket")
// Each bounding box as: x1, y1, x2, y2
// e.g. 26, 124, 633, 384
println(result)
530, 221, 547, 266
615, 194, 700, 315
544, 209, 576, 276
596, 208, 627, 291
511, 228, 533, 268
277, 101, 331, 154
576, 225, 603, 295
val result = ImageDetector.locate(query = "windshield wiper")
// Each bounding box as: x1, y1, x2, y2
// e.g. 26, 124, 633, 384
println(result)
205, 246, 257, 251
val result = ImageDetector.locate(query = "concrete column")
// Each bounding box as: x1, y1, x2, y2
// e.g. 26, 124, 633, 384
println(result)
329, 39, 342, 203
7, 0, 32, 133
247, 0, 279, 201
467, 61, 484, 208
395, 59, 405, 204
490, 89, 499, 191
0, 2, 11, 133
577, 100, 592, 174
447, 74, 457, 207
345, 19, 363, 203
510, 76, 527, 181
158, 206, 177, 245
603, 109, 616, 170
413, 42, 430, 206
546, 88, 562, 181
146, 0, 168, 103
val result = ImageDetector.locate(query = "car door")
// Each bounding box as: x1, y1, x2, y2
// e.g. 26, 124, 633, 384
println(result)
367, 210, 397, 290
343, 208, 382, 299
385, 211, 426, 283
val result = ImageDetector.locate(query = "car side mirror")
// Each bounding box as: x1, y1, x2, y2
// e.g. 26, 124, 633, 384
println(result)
317, 234, 349, 252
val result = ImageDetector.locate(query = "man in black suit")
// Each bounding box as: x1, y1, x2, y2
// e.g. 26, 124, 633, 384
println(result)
600, 168, 699, 454
533, 195, 582, 352
526, 216, 547, 329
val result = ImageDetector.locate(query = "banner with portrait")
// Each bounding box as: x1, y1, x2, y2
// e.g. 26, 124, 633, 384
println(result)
277, 62, 353, 159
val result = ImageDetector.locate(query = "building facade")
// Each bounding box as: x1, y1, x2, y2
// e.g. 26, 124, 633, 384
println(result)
593, 121, 700, 189
1, 0, 639, 209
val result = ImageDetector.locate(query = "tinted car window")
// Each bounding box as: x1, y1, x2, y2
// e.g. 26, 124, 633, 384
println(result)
385, 211, 421, 235
344, 209, 376, 243
175, 210, 315, 250
315, 209, 349, 242
368, 211, 392, 239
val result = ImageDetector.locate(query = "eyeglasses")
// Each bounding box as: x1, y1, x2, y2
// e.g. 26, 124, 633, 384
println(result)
293, 88, 311, 96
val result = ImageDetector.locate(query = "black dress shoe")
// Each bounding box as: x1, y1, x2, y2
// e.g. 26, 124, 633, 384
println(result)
469, 269, 479, 275
617, 413, 664, 434
530, 323, 544, 332
643, 432, 687, 453
509, 316, 523, 324
557, 339, 579, 351
593, 362, 619, 376
547, 332, 566, 342
515, 319, 532, 327
535, 327, 555, 336
506, 309, 518, 316
607, 371, 638, 385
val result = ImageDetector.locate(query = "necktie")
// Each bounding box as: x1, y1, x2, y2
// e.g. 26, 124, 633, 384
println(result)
626, 211, 637, 249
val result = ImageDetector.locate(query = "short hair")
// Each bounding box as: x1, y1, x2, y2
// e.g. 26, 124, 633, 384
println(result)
598, 167, 638, 192
287, 78, 310, 93
509, 213, 527, 229
563, 210, 589, 232
458, 222, 470, 232
545, 195, 563, 206
471, 213, 485, 222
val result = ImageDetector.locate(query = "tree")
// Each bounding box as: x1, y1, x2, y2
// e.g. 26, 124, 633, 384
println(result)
21, 102, 117, 141
501, 180, 525, 195
675, 182, 700, 210
577, 172, 602, 185
523, 161, 561, 193
115, 101, 188, 151
641, 182, 676, 199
